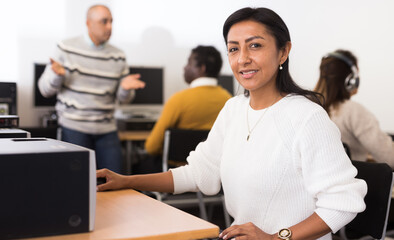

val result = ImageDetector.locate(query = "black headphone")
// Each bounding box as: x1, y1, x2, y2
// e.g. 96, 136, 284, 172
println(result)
323, 52, 360, 92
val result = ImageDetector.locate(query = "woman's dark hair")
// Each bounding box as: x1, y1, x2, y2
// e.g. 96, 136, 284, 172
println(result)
191, 45, 223, 78
223, 7, 322, 105
314, 49, 358, 114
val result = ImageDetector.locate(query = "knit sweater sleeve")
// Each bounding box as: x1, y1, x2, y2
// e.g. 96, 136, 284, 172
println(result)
294, 108, 367, 232
345, 101, 394, 167
117, 64, 136, 104
38, 44, 66, 98
170, 97, 229, 195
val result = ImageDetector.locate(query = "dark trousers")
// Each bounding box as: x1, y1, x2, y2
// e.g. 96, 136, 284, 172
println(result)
61, 127, 123, 173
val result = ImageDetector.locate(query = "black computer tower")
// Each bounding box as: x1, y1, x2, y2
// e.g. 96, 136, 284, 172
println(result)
0, 128, 30, 138
0, 138, 96, 239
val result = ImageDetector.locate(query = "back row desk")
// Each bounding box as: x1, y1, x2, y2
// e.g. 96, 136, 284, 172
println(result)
118, 130, 151, 174
25, 189, 219, 240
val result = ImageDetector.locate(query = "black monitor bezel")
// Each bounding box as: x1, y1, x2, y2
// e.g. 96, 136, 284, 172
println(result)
34, 63, 57, 107
128, 66, 164, 105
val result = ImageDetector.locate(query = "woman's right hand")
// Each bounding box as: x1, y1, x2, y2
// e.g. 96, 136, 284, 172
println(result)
96, 168, 128, 191
219, 222, 274, 240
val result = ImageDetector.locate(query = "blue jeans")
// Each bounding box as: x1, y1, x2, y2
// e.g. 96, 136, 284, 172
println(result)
61, 127, 123, 173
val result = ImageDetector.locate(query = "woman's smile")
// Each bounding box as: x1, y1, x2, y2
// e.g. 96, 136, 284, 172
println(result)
240, 69, 259, 79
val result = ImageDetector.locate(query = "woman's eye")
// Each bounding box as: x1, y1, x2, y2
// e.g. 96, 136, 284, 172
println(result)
250, 43, 261, 48
228, 47, 238, 53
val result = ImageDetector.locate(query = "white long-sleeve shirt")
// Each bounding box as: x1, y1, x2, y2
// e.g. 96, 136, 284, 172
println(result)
171, 94, 367, 239
330, 100, 394, 167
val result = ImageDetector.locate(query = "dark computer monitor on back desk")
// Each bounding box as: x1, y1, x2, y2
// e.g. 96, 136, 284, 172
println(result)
218, 75, 235, 95
128, 66, 164, 105
33, 63, 58, 127
0, 82, 17, 115
115, 67, 164, 130
34, 63, 57, 107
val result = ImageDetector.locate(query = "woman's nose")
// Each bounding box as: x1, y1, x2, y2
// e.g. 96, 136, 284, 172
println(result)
238, 49, 251, 64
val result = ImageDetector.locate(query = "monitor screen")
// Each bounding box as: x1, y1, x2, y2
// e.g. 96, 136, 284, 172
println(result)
34, 63, 57, 107
217, 75, 234, 95
128, 66, 164, 104
0, 82, 17, 115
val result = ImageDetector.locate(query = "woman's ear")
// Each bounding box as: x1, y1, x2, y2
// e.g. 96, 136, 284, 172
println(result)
350, 88, 358, 96
280, 41, 292, 65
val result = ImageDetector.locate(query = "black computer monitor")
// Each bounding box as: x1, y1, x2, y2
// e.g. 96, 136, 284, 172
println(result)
128, 66, 164, 104
34, 63, 57, 107
218, 75, 234, 95
0, 82, 17, 115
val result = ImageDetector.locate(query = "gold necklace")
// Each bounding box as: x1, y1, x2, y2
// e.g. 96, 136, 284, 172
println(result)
246, 96, 279, 141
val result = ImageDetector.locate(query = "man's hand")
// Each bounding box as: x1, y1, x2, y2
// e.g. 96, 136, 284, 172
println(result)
50, 58, 65, 76
120, 74, 145, 90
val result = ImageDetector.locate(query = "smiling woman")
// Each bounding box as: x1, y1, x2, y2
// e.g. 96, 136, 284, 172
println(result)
212, 7, 367, 240
222, 8, 320, 110
95, 7, 367, 240
226, 20, 286, 109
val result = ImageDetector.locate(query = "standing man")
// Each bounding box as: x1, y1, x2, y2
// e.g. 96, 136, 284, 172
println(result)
137, 45, 232, 173
39, 5, 145, 173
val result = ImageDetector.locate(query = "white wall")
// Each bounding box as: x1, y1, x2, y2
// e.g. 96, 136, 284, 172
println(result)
1, 0, 394, 132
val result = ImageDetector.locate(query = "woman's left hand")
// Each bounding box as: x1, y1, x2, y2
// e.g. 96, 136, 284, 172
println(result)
96, 168, 128, 192
219, 222, 274, 240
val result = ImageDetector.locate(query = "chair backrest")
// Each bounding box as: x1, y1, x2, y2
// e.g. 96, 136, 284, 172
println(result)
162, 128, 209, 171
343, 142, 351, 159
344, 160, 394, 239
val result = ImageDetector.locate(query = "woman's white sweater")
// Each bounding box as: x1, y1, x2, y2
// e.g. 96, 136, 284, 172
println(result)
171, 94, 367, 239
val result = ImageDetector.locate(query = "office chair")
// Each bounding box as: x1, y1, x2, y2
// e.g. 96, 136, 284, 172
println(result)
339, 160, 394, 240
152, 128, 231, 228
343, 142, 351, 159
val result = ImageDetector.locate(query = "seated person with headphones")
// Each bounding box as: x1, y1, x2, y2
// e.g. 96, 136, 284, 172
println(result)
314, 49, 394, 168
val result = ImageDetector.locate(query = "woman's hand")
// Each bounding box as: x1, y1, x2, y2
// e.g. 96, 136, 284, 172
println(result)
219, 222, 274, 240
96, 168, 129, 191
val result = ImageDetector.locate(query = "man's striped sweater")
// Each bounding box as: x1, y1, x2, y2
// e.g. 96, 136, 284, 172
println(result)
38, 35, 134, 134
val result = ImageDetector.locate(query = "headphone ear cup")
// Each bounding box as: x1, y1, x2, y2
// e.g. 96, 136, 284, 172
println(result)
344, 65, 360, 92
344, 74, 359, 92
344, 74, 355, 91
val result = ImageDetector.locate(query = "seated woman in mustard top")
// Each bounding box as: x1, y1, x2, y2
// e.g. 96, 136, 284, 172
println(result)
314, 49, 394, 167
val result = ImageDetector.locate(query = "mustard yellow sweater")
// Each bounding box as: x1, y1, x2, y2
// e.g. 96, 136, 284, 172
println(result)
145, 85, 231, 155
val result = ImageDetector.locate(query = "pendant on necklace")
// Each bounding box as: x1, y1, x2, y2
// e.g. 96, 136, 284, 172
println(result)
247, 134, 250, 141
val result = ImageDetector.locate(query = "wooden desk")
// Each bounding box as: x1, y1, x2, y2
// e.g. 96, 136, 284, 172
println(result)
118, 131, 151, 142
118, 131, 151, 174
26, 189, 219, 240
